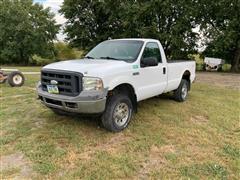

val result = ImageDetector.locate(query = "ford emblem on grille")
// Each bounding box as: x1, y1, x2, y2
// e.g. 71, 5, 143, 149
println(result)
50, 80, 58, 85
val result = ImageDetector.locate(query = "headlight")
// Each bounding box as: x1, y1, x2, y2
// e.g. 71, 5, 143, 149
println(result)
83, 77, 103, 91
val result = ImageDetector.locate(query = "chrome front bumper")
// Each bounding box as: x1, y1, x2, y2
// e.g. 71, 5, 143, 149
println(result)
37, 83, 107, 114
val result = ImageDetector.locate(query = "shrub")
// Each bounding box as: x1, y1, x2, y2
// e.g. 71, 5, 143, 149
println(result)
30, 55, 55, 66
54, 42, 77, 61
196, 63, 203, 71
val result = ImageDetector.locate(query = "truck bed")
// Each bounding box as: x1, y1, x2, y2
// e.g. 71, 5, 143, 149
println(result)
167, 60, 195, 63
164, 60, 196, 92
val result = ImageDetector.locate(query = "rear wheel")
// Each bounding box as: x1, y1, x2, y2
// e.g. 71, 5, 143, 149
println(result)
102, 94, 133, 132
8, 71, 25, 87
174, 79, 189, 102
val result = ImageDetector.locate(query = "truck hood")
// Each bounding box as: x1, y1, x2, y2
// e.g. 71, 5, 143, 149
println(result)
42, 59, 131, 77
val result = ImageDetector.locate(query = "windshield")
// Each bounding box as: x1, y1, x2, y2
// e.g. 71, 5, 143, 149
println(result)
85, 40, 144, 62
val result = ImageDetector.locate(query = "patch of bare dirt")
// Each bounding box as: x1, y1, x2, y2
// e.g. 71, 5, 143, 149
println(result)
0, 152, 35, 179
63, 133, 130, 168
0, 94, 27, 100
138, 145, 175, 179
182, 143, 219, 164
196, 72, 240, 89
190, 115, 209, 124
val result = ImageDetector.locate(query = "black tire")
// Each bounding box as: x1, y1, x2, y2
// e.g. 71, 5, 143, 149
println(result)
174, 79, 189, 102
7, 71, 25, 87
101, 94, 133, 132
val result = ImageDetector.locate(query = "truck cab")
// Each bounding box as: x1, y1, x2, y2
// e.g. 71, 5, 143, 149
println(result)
37, 39, 195, 132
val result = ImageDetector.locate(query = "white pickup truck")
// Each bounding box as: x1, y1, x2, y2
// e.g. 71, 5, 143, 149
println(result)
37, 39, 195, 132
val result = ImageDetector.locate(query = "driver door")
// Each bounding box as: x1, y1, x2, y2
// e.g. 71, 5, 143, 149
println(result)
136, 42, 167, 101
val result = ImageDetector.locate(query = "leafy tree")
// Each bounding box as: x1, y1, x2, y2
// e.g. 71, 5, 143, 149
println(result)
54, 42, 77, 61
60, 0, 198, 59
60, 0, 124, 49
121, 0, 199, 59
0, 0, 59, 64
198, 0, 240, 72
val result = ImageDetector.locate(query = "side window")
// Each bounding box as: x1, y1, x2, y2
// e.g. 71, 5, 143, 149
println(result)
142, 42, 162, 63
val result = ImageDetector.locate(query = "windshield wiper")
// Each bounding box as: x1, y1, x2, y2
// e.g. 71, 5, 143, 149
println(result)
100, 56, 121, 60
84, 56, 95, 59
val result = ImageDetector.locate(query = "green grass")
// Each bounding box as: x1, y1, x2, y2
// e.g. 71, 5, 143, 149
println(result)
180, 163, 228, 179
0, 67, 239, 179
222, 144, 240, 159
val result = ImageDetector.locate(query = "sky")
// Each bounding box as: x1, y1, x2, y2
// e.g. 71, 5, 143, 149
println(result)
34, 0, 67, 41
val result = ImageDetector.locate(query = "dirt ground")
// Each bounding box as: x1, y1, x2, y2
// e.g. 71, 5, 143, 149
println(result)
196, 72, 240, 90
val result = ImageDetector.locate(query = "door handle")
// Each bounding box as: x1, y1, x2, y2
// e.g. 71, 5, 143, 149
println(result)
163, 67, 166, 74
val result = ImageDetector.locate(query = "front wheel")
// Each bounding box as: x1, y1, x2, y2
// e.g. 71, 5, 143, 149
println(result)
101, 94, 133, 132
174, 79, 189, 102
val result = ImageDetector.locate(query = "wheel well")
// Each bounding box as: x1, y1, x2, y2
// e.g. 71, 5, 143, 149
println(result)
182, 70, 191, 90
108, 83, 137, 112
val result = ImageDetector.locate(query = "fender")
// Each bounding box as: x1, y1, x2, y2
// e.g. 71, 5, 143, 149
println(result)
107, 75, 137, 92
181, 68, 195, 83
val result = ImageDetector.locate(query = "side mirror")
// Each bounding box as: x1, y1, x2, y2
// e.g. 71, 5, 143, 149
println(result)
141, 57, 158, 67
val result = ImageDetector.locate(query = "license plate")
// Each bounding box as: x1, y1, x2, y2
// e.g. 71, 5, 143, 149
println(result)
47, 85, 59, 94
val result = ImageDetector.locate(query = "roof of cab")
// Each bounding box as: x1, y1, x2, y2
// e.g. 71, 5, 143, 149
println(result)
108, 38, 159, 42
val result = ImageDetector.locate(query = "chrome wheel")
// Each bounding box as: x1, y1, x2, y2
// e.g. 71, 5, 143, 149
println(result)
181, 83, 188, 99
113, 102, 129, 127
13, 74, 23, 85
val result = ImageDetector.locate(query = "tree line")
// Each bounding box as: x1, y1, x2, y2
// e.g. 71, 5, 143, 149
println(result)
0, 0, 239, 72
